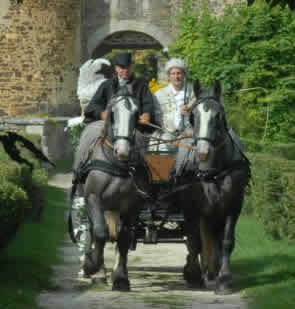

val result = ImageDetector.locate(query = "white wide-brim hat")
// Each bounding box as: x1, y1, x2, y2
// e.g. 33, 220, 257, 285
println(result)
165, 58, 187, 74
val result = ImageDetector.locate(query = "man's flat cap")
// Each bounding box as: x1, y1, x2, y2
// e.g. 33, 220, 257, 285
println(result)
113, 52, 132, 67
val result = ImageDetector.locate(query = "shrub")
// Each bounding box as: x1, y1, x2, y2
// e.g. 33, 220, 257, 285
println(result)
0, 178, 28, 249
66, 122, 85, 154
0, 133, 48, 249
242, 139, 295, 160
245, 153, 295, 240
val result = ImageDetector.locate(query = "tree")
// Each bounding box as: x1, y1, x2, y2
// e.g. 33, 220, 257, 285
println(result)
171, 0, 295, 142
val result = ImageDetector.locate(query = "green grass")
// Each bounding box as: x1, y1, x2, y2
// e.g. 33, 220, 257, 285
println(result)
233, 215, 295, 309
0, 186, 67, 309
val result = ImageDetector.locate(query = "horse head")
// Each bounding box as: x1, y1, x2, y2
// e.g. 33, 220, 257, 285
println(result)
191, 80, 227, 171
106, 87, 138, 161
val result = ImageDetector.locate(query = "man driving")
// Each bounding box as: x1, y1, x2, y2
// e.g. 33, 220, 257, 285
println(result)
84, 52, 154, 131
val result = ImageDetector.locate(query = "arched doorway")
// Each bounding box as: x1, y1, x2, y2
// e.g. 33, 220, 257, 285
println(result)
91, 30, 163, 58
91, 29, 168, 81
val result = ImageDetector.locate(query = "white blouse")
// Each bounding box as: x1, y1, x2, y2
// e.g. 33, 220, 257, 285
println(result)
154, 82, 195, 133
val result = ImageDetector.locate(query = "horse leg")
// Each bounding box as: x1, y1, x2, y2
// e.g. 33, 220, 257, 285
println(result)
215, 214, 238, 294
111, 223, 131, 291
83, 193, 107, 279
183, 233, 203, 287
200, 217, 220, 290
183, 210, 203, 287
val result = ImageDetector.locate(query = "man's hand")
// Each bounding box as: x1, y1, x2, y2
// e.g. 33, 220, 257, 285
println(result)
138, 113, 151, 125
100, 111, 108, 120
180, 104, 191, 115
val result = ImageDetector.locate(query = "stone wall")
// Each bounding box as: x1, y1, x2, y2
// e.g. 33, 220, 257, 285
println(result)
0, 0, 81, 118
83, 0, 173, 59
169, 0, 246, 19
0, 0, 245, 118
84, 0, 246, 59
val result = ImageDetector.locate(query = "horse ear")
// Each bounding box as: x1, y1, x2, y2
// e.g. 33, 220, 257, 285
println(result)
193, 79, 201, 99
214, 80, 222, 98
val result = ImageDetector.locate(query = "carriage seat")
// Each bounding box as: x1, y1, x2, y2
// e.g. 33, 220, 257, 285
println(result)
145, 130, 188, 182
144, 150, 176, 183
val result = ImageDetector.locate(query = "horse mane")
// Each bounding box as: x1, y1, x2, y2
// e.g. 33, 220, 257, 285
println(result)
195, 81, 228, 131
101, 100, 114, 140
202, 99, 222, 112
101, 92, 136, 141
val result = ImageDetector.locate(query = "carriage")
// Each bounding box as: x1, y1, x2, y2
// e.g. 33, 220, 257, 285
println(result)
135, 150, 186, 245
70, 80, 251, 293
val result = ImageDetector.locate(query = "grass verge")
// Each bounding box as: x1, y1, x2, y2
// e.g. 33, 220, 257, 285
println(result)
234, 215, 295, 309
0, 186, 67, 309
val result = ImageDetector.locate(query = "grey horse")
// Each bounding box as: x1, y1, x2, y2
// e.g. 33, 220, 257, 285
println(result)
174, 80, 251, 294
72, 90, 147, 291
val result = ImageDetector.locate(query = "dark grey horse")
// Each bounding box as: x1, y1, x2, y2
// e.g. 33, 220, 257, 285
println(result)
175, 80, 250, 293
72, 90, 146, 291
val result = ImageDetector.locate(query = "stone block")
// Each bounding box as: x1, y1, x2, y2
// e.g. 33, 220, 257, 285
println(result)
25, 125, 43, 136
42, 118, 73, 163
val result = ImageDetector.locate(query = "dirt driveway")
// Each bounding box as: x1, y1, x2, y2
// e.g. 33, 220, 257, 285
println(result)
37, 173, 248, 309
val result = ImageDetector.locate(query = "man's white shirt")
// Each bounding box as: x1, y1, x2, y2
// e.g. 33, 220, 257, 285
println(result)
153, 82, 195, 133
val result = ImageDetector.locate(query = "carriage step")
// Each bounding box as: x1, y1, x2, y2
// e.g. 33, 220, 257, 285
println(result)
139, 210, 184, 222
137, 238, 185, 244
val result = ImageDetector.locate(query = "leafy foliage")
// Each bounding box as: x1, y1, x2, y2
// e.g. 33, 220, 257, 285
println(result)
133, 50, 160, 82
244, 153, 295, 240
66, 122, 85, 153
171, 0, 295, 143
0, 134, 48, 250
105, 49, 161, 82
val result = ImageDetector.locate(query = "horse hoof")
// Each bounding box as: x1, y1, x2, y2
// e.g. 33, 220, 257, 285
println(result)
203, 278, 217, 291
183, 266, 203, 288
215, 284, 233, 295
185, 280, 203, 289
215, 276, 233, 295
91, 274, 107, 285
112, 279, 130, 292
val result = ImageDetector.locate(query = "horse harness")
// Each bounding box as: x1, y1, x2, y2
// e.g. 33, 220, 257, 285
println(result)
72, 137, 138, 185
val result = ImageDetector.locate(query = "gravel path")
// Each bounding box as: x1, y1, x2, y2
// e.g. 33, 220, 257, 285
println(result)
37, 173, 248, 309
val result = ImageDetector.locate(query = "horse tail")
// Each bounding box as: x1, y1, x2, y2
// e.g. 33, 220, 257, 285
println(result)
104, 210, 120, 241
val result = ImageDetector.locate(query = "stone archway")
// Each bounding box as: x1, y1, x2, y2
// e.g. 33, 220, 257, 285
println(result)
81, 0, 176, 79
87, 21, 171, 58
91, 30, 163, 59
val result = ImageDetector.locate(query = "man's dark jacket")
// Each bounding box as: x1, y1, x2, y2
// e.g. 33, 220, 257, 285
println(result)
84, 75, 155, 132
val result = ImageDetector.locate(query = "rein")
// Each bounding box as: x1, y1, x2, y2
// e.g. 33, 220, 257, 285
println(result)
101, 136, 113, 149
194, 160, 250, 182
138, 121, 195, 151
